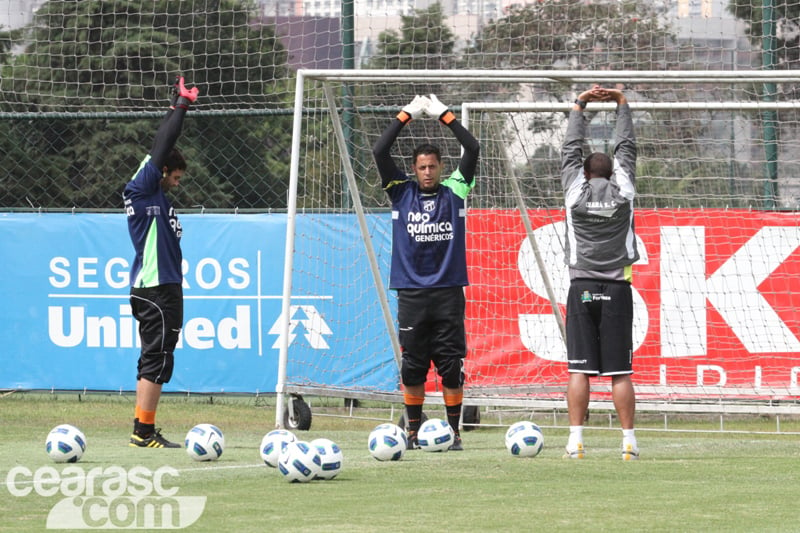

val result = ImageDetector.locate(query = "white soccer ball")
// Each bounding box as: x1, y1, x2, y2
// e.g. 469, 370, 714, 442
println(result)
505, 421, 544, 458
46, 424, 87, 463
278, 441, 322, 483
260, 429, 297, 467
185, 423, 225, 461
310, 438, 343, 480
417, 418, 455, 452
368, 423, 407, 461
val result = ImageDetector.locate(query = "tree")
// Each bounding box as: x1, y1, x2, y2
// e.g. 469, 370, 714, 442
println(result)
367, 2, 457, 71
0, 0, 292, 209
728, 0, 800, 70
0, 26, 22, 66
356, 3, 463, 207
366, 2, 457, 99
0, 117, 75, 208
462, 0, 676, 73
457, 0, 729, 209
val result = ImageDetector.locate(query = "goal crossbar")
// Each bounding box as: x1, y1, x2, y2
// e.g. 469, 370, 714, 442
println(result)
297, 69, 800, 84
463, 102, 800, 114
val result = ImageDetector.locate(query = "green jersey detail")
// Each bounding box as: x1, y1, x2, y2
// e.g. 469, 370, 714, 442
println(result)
134, 220, 161, 288
131, 154, 151, 181
383, 177, 407, 191
441, 168, 474, 200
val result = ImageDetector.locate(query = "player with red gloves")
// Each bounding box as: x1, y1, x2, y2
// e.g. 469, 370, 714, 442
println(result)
123, 77, 199, 448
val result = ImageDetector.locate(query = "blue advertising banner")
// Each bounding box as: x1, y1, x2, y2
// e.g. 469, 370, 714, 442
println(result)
0, 213, 397, 393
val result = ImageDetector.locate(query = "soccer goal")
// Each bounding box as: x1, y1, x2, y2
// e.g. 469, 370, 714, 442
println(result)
275, 69, 800, 429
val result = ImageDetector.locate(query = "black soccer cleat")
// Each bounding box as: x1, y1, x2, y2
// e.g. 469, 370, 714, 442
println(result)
448, 434, 463, 451
129, 428, 181, 448
406, 431, 419, 450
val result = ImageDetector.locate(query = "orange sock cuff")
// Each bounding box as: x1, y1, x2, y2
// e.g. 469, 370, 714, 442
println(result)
403, 393, 425, 406
139, 409, 156, 425
396, 111, 411, 124
439, 110, 456, 125
134, 405, 142, 420
443, 392, 463, 407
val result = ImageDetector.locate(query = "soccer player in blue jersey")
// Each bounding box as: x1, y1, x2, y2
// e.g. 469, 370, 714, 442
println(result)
123, 77, 199, 448
372, 95, 480, 451
561, 85, 640, 460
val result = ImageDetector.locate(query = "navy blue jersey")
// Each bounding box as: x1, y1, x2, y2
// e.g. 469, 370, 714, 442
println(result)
124, 156, 182, 288
385, 168, 474, 289
373, 114, 479, 290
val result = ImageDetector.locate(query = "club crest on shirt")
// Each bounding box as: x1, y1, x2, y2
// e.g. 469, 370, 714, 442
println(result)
422, 200, 435, 212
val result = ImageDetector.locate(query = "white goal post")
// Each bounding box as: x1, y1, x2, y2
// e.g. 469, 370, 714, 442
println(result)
275, 69, 800, 428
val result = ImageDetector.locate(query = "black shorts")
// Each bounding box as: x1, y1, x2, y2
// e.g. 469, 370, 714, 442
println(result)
566, 279, 633, 376
130, 284, 183, 384
397, 286, 466, 388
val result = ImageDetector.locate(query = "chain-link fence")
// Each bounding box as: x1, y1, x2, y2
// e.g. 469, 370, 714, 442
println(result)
0, 109, 297, 211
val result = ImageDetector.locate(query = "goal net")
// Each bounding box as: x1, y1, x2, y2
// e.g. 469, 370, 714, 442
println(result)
276, 69, 800, 425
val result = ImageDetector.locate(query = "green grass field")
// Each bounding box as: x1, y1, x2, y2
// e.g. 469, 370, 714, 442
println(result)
1, 392, 799, 532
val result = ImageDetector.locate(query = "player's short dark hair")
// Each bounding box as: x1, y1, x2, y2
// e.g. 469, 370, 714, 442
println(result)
412, 143, 441, 164
584, 152, 612, 179
163, 148, 187, 172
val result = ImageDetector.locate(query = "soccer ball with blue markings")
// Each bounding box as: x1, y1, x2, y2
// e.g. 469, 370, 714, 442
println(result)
417, 418, 455, 452
46, 424, 87, 463
260, 429, 297, 467
310, 438, 343, 480
505, 421, 544, 458
368, 423, 407, 461
185, 423, 225, 461
278, 441, 322, 483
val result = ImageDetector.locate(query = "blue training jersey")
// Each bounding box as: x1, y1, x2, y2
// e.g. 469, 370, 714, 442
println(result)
123, 156, 183, 288
385, 168, 474, 289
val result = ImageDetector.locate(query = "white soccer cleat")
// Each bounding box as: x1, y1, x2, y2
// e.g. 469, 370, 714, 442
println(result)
562, 442, 585, 459
621, 443, 639, 461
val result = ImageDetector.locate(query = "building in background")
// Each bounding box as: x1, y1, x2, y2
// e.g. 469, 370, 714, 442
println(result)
264, 16, 344, 69
0, 0, 45, 29
256, 0, 752, 70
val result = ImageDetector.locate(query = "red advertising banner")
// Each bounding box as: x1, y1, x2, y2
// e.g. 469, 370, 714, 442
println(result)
463, 209, 800, 398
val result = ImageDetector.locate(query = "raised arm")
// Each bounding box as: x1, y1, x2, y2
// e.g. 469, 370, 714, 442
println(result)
425, 95, 479, 185
452, 120, 479, 185
610, 90, 636, 184
149, 77, 199, 169
561, 86, 602, 190
372, 118, 405, 189
372, 95, 429, 188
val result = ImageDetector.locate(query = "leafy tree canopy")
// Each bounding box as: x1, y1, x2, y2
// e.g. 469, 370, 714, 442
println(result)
367, 2, 457, 71
2, 0, 288, 112
728, 0, 800, 69
0, 0, 292, 210
463, 0, 676, 72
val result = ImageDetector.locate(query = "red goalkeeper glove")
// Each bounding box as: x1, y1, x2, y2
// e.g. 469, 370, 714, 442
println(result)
172, 76, 199, 109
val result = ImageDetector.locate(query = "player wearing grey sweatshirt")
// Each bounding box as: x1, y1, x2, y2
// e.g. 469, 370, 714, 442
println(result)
559, 86, 640, 462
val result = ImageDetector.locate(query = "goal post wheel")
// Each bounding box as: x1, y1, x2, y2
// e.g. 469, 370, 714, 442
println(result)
461, 405, 481, 431
397, 410, 428, 431
283, 394, 312, 430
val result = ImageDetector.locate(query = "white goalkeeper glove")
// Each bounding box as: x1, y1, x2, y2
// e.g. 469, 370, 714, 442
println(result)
425, 94, 455, 125
397, 95, 430, 124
